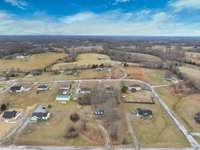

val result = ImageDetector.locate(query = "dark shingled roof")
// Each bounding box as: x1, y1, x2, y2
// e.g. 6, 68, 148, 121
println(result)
10, 85, 22, 92
3, 111, 17, 119
137, 108, 153, 117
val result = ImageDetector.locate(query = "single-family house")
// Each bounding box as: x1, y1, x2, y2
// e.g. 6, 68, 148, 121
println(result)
37, 85, 49, 92
10, 85, 25, 93
31, 105, 51, 121
136, 108, 153, 119
2, 110, 20, 121
80, 87, 92, 94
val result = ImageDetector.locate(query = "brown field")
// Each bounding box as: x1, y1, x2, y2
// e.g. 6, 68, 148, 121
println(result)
15, 103, 104, 146
0, 84, 104, 146
0, 52, 66, 71
143, 68, 171, 85
185, 52, 200, 65
179, 66, 200, 81
111, 66, 125, 79
124, 103, 189, 147
52, 53, 118, 70
123, 90, 154, 103
125, 67, 172, 85
21, 69, 109, 82
125, 67, 144, 80
156, 87, 200, 134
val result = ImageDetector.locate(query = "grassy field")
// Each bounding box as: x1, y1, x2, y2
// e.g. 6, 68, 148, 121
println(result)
143, 68, 171, 85
124, 103, 189, 147
179, 66, 200, 81
185, 52, 200, 65
0, 52, 66, 71
15, 103, 103, 146
156, 87, 200, 134
21, 69, 109, 82
123, 90, 153, 103
125, 67, 172, 85
52, 53, 118, 70
0, 83, 104, 146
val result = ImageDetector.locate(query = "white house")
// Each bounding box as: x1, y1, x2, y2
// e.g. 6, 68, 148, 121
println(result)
31, 105, 51, 121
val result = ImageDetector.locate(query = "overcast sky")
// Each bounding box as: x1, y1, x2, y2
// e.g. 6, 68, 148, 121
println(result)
0, 0, 200, 36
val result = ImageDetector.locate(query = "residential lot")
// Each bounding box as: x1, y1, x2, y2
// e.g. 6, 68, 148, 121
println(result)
124, 102, 189, 147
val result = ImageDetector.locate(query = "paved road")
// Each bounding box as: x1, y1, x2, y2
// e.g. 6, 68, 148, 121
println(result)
1, 78, 199, 149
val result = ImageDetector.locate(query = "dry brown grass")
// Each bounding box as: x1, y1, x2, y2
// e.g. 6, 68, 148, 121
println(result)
125, 67, 144, 80
185, 52, 200, 65
15, 103, 103, 146
52, 53, 118, 70
0, 83, 105, 146
124, 103, 189, 147
156, 87, 200, 133
0, 52, 66, 71
123, 90, 153, 103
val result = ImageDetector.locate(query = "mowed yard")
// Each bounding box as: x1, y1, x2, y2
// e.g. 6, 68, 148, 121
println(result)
0, 52, 67, 71
52, 53, 119, 70
124, 103, 189, 148
0, 84, 104, 146
156, 87, 200, 134
14, 103, 104, 146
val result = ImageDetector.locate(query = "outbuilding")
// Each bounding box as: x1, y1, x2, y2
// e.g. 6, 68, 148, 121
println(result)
56, 95, 71, 103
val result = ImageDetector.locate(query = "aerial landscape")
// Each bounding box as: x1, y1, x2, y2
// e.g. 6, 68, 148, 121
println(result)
0, 0, 200, 150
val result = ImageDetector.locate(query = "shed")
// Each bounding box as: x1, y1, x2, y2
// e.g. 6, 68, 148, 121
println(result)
56, 95, 71, 103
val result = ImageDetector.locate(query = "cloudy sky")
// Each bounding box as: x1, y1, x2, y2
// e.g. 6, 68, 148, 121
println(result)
0, 0, 200, 35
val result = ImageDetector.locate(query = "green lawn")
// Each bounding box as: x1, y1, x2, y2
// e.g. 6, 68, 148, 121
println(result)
124, 103, 189, 147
